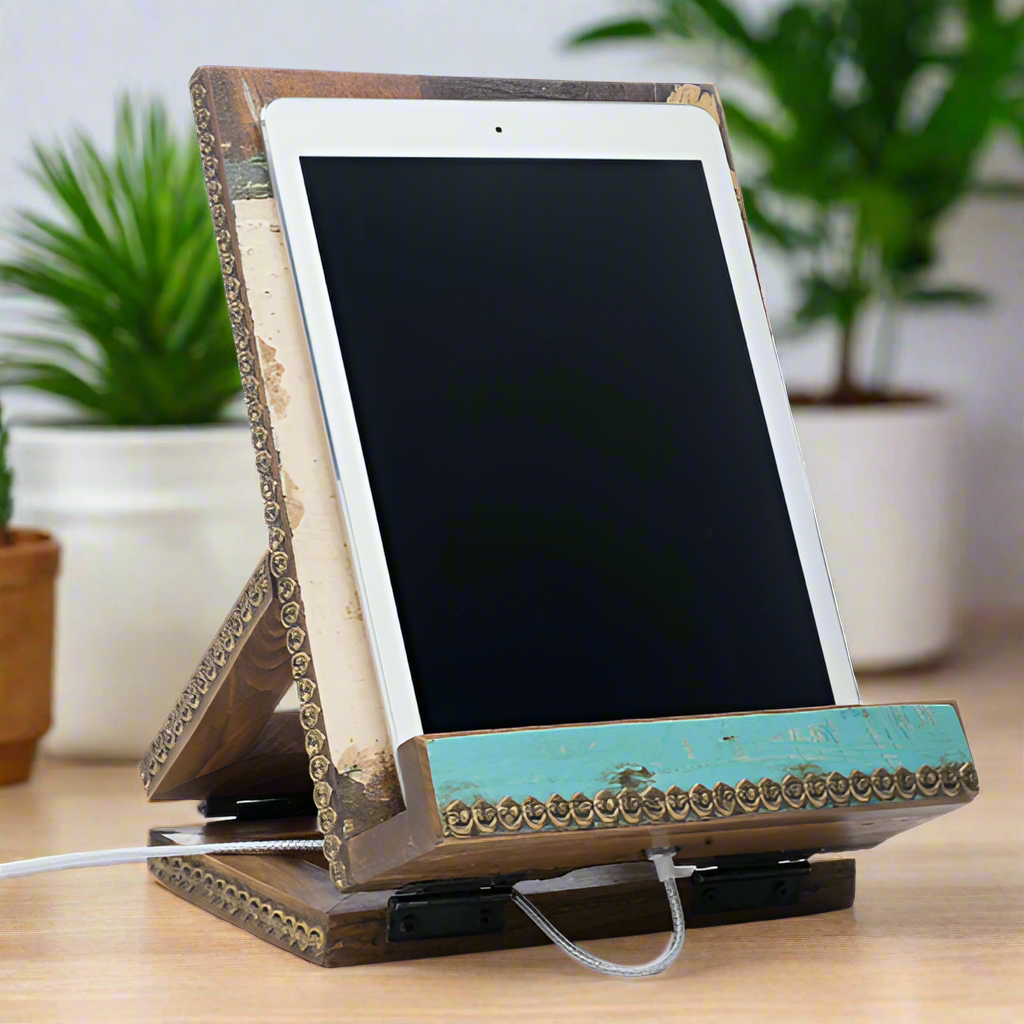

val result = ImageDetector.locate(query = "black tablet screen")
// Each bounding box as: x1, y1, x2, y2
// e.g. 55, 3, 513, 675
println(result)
300, 156, 833, 732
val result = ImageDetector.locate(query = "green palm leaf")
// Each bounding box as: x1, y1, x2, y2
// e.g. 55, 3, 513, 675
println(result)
0, 95, 239, 425
572, 0, 1024, 399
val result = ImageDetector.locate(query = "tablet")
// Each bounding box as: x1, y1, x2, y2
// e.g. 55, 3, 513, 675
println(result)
261, 97, 859, 753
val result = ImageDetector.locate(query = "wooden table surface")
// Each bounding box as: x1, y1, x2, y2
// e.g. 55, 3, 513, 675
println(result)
1, 620, 1021, 1023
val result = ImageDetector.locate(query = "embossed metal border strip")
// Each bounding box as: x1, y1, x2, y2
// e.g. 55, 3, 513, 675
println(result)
139, 558, 270, 791
151, 854, 325, 953
185, 78, 343, 879
440, 762, 979, 838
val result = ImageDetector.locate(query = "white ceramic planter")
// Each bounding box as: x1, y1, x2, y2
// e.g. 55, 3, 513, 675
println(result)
9, 424, 268, 758
792, 401, 957, 670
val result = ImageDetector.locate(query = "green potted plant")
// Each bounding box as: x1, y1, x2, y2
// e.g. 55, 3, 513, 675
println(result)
573, 0, 1023, 667
0, 398, 59, 783
0, 97, 266, 756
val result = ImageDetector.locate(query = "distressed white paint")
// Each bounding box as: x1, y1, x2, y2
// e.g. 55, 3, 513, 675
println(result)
235, 198, 392, 770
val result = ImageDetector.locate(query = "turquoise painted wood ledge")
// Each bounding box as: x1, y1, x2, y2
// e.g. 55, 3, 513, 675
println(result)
422, 703, 977, 838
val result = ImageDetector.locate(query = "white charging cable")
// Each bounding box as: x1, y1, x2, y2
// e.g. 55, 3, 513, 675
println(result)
1, 840, 694, 977
0, 839, 324, 879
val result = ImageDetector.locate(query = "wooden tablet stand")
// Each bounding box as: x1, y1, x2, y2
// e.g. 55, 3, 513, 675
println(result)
140, 67, 979, 968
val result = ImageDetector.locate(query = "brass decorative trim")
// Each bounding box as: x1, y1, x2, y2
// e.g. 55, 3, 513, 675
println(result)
440, 762, 979, 838
139, 559, 270, 792
150, 855, 324, 954
186, 78, 340, 876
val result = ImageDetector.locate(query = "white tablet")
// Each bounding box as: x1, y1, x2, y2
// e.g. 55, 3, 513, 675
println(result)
261, 97, 859, 751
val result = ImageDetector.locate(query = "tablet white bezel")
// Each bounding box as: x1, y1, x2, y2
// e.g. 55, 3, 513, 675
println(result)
261, 96, 860, 753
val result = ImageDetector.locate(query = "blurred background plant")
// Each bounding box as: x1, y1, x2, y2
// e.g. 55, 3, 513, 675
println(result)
0, 94, 265, 758
0, 95, 239, 424
572, 0, 1024, 402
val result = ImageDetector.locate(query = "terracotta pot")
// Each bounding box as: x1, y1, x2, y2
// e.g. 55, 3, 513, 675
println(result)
0, 529, 59, 784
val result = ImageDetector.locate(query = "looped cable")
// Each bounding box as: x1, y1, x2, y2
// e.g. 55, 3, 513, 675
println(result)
511, 848, 695, 978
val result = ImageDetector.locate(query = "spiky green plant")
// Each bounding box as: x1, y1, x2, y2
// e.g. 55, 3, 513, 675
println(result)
572, 0, 1024, 401
0, 96, 239, 425
0, 398, 12, 545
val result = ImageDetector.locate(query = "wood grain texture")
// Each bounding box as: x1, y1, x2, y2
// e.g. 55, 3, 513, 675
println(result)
1, 620, 1019, 1022
183, 67, 753, 861
422, 702, 975, 828
146, 825, 854, 968
338, 786, 971, 892
140, 553, 296, 800
196, 67, 730, 202
153, 710, 310, 802
328, 701, 976, 890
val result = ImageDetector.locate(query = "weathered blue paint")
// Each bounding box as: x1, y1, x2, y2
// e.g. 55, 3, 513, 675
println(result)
424, 704, 971, 808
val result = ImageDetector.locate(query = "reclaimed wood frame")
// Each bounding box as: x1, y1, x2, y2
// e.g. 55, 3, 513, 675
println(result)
332, 701, 977, 890
140, 67, 979, 965
140, 64, 760, 861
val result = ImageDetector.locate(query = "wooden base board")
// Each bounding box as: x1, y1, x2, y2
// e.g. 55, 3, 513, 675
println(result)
149, 825, 855, 967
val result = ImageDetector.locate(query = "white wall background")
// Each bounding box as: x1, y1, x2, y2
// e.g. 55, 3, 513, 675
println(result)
1, 0, 1021, 609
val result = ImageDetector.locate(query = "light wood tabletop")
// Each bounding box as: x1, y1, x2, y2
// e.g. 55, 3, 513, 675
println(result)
1, 619, 1021, 1023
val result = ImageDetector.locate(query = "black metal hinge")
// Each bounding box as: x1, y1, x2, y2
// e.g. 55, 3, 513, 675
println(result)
383, 855, 812, 943
386, 886, 514, 942
689, 859, 809, 915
